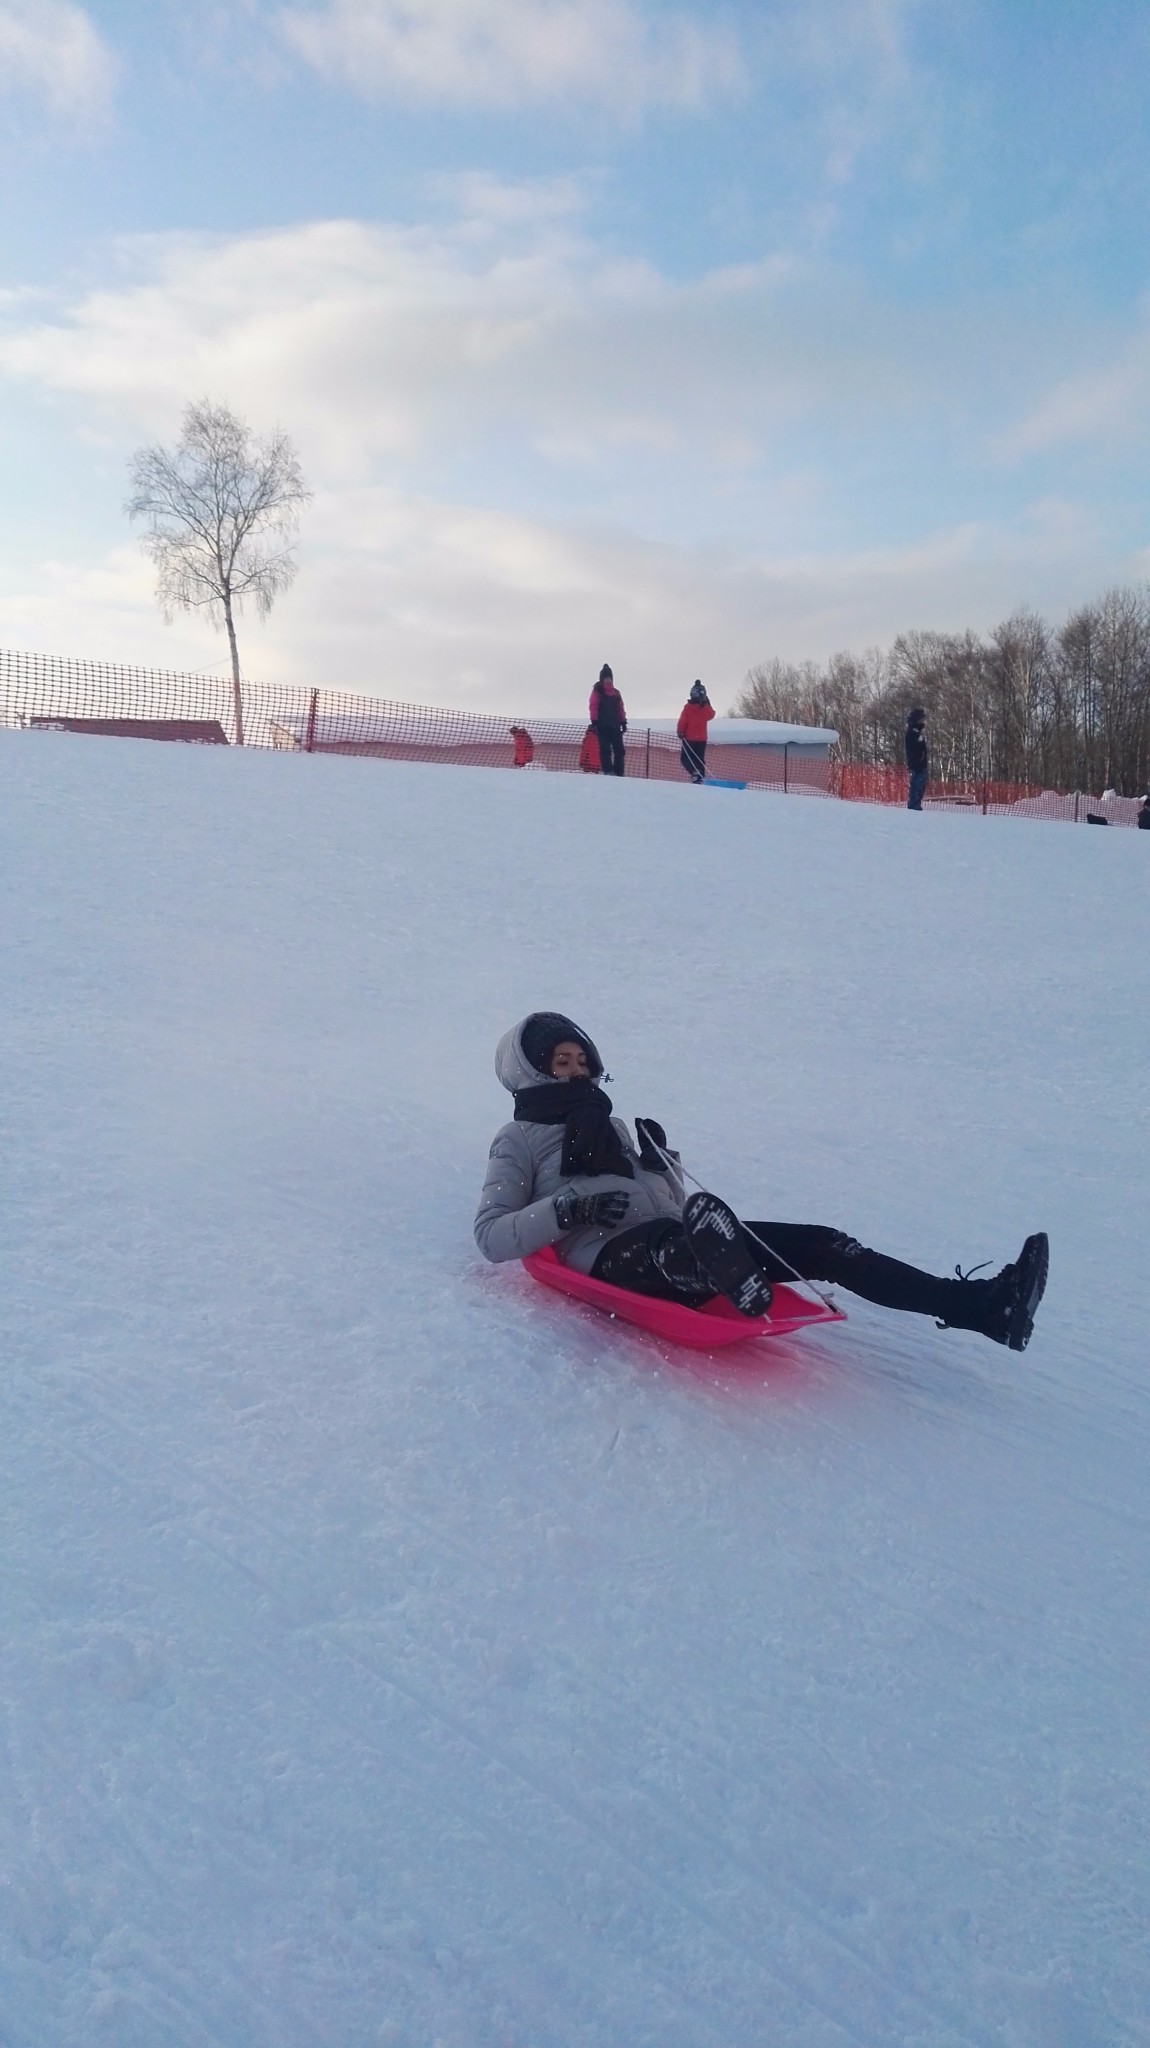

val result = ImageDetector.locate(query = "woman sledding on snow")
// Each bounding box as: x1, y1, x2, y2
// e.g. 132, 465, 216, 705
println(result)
475, 1013, 1049, 1351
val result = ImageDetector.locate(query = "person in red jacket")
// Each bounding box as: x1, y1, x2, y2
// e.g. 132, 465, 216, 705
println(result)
578, 724, 600, 772
676, 680, 714, 782
589, 665, 627, 776
510, 724, 534, 767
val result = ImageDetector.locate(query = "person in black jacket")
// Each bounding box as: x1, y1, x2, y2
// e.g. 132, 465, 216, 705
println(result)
905, 707, 928, 810
1139, 794, 1150, 829
589, 665, 627, 776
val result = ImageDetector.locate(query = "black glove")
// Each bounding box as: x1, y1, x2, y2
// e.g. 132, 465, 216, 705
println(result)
554, 1189, 631, 1232
635, 1117, 670, 1171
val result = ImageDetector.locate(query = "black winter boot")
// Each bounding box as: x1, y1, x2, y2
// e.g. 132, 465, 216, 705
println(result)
937, 1233, 1049, 1352
683, 1192, 774, 1318
592, 1220, 717, 1304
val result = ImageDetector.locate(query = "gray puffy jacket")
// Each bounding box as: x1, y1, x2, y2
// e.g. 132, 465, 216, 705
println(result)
474, 1018, 685, 1275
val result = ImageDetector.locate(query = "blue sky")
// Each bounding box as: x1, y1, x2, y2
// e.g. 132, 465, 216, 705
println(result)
1, 0, 1149, 713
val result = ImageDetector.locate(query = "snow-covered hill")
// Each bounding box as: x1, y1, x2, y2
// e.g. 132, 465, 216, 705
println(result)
2, 731, 1146, 2047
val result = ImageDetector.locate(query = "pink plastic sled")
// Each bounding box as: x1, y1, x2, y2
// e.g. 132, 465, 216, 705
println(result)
523, 1246, 846, 1351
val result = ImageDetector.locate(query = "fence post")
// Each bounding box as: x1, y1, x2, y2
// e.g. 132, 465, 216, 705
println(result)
304, 688, 318, 754
644, 728, 650, 779
981, 774, 988, 814
783, 742, 790, 793
1074, 791, 1080, 823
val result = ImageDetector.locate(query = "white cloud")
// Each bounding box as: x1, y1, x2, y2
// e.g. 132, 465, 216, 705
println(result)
283, 488, 1105, 709
0, 192, 1130, 710
433, 169, 589, 231
0, 544, 231, 674
756, 0, 928, 192
0, 0, 114, 119
787, 0, 919, 85
0, 488, 1112, 719
275, 0, 742, 113
0, 199, 910, 502
996, 319, 1150, 459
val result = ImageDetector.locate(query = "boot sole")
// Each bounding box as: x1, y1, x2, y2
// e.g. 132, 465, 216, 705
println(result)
683, 1193, 774, 1319
1006, 1232, 1049, 1352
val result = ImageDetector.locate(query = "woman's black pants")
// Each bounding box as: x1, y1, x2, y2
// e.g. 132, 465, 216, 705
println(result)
597, 728, 626, 776
680, 740, 707, 781
592, 1217, 958, 1320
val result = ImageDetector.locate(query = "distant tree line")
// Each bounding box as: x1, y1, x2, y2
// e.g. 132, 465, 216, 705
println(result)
734, 586, 1150, 795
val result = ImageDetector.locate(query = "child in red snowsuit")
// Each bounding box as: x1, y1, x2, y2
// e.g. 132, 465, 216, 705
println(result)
677, 681, 714, 782
578, 726, 600, 772
510, 724, 535, 767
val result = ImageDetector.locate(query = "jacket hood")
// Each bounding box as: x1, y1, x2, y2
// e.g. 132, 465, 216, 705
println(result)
495, 1013, 604, 1093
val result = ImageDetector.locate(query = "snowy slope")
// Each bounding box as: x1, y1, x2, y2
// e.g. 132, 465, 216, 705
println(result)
1, 731, 1147, 2048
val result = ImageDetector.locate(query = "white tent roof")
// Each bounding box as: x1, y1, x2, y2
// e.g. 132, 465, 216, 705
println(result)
644, 717, 839, 747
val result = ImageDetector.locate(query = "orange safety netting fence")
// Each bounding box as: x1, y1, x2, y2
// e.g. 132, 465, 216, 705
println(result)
833, 759, 1146, 824
1, 645, 1145, 825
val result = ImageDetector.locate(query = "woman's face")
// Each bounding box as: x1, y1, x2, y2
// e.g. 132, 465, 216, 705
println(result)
550, 1040, 590, 1080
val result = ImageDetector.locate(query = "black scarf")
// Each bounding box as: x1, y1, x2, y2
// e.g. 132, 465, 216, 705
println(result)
513, 1079, 634, 1179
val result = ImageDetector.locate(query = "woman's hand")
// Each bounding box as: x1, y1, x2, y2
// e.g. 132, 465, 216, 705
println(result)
554, 1189, 631, 1232
635, 1117, 670, 1171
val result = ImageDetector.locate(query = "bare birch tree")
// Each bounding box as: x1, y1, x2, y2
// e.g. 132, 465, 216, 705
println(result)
127, 400, 310, 744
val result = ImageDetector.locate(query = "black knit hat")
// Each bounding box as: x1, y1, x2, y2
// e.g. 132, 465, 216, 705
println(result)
519, 1012, 603, 1079
598, 664, 613, 682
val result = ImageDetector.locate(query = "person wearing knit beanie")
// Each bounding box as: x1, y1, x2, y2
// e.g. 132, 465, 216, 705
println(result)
589, 666, 627, 776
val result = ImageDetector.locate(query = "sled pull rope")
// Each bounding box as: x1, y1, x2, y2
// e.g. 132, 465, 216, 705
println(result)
642, 1132, 838, 1311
